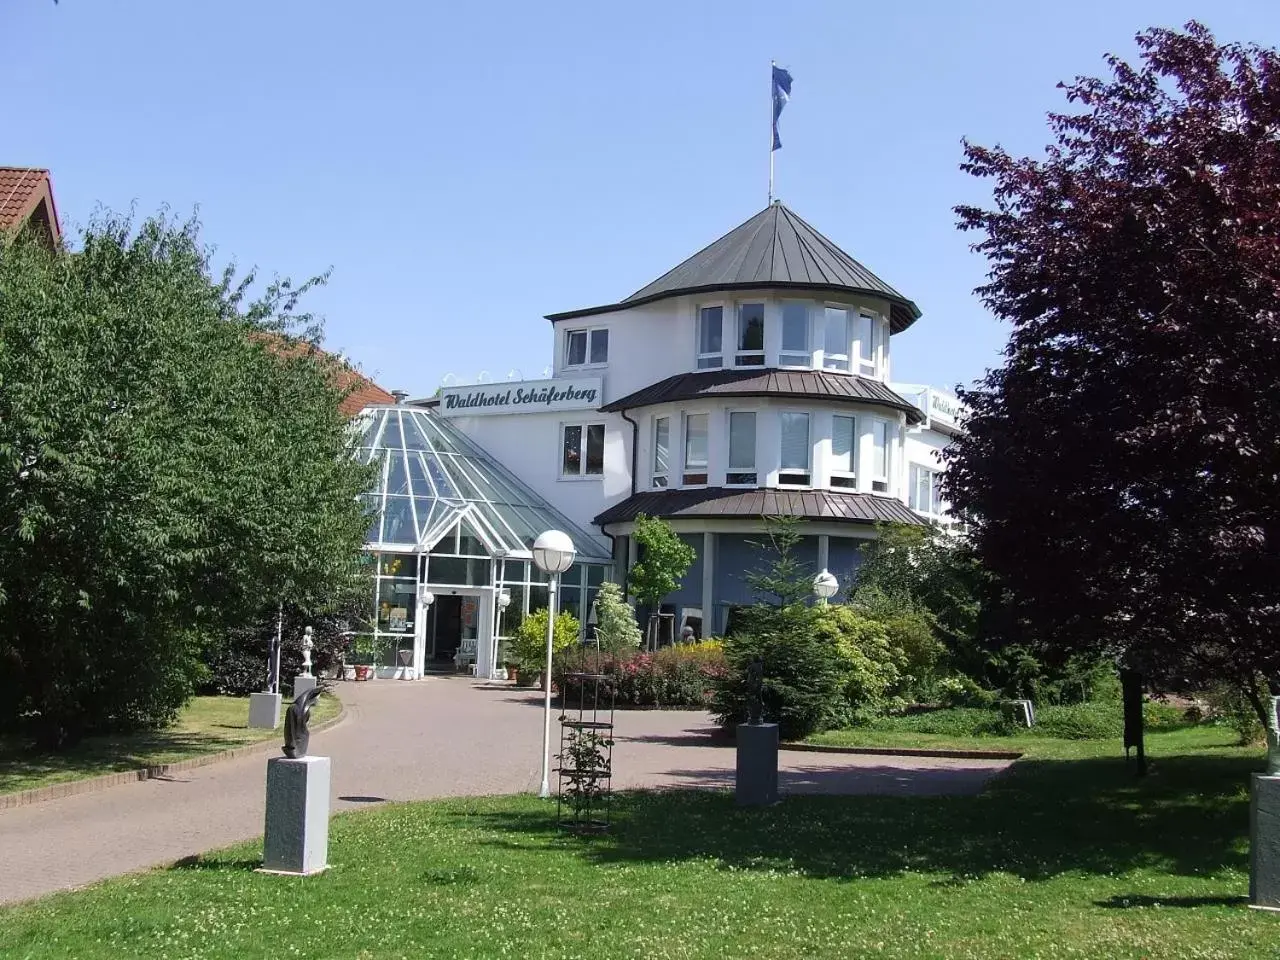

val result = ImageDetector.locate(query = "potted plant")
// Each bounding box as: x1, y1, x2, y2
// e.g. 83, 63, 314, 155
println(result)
351, 634, 388, 681
497, 640, 518, 681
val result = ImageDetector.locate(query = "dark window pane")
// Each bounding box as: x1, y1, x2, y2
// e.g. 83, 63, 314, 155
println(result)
699, 306, 723, 354
738, 303, 764, 350
585, 424, 605, 474
566, 331, 587, 366
562, 425, 582, 475
589, 329, 609, 364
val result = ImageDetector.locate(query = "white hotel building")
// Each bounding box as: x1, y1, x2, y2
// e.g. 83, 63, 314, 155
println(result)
356, 201, 966, 678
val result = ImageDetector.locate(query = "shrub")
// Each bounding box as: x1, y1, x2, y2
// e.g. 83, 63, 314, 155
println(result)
593, 581, 642, 654
711, 605, 851, 740
810, 605, 904, 718
511, 609, 580, 672
1029, 702, 1121, 740
201, 604, 355, 697
932, 675, 999, 709
1204, 682, 1266, 744
872, 707, 1017, 737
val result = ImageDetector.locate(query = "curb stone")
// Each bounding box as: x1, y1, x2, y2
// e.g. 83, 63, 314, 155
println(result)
0, 699, 347, 811
784, 741, 1023, 761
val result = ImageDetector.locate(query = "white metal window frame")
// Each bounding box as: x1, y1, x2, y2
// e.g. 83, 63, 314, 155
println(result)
558, 421, 606, 480
734, 301, 766, 367
778, 409, 812, 487
563, 326, 609, 369
778, 300, 812, 368
682, 412, 709, 486
870, 417, 893, 493
830, 413, 858, 489
695, 303, 726, 370
821, 304, 852, 372
725, 409, 758, 487
651, 415, 670, 489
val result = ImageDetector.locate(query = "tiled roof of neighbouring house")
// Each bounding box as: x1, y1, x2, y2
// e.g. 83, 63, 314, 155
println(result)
594, 487, 927, 527
546, 201, 921, 332
0, 167, 61, 244
600, 368, 924, 423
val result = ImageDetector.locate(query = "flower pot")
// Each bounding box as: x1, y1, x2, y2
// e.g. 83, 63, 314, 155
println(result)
354, 665, 374, 681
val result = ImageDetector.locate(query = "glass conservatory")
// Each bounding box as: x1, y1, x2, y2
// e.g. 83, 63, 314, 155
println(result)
353, 404, 613, 680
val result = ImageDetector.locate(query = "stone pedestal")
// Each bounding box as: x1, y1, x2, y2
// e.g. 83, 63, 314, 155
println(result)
292, 675, 318, 699
736, 723, 779, 806
1251, 774, 1280, 911
262, 756, 331, 876
248, 692, 282, 729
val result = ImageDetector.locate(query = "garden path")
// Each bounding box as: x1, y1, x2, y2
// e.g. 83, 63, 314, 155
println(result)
0, 679, 1010, 905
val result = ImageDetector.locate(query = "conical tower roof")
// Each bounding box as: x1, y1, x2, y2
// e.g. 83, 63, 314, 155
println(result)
547, 201, 922, 332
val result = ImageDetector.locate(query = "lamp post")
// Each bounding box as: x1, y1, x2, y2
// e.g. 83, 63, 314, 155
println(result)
495, 588, 512, 679
418, 587, 435, 678
532, 529, 576, 799
813, 569, 838, 605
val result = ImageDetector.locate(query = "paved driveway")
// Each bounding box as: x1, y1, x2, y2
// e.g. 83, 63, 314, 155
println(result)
0, 679, 1010, 905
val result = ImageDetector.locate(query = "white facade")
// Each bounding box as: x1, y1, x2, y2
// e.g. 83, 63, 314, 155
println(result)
892, 383, 969, 527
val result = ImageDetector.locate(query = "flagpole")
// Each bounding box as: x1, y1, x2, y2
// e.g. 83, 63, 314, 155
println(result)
768, 60, 775, 204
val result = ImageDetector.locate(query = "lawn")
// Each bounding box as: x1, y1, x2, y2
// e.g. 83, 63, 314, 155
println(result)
0, 693, 342, 795
0, 728, 1273, 959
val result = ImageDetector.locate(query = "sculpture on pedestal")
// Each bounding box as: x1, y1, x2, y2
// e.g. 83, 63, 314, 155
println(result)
283, 687, 323, 759
1268, 696, 1280, 776
301, 625, 314, 678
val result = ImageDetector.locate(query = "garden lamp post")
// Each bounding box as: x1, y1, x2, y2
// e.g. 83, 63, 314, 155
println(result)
495, 588, 512, 680
813, 569, 838, 605
532, 529, 576, 799
418, 587, 435, 678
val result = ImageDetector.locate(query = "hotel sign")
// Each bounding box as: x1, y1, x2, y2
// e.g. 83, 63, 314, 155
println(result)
438, 378, 602, 417
927, 390, 966, 429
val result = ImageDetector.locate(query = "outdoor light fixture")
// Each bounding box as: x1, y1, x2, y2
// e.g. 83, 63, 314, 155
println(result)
813, 569, 838, 603
497, 588, 512, 609
418, 587, 435, 608
532, 529, 576, 798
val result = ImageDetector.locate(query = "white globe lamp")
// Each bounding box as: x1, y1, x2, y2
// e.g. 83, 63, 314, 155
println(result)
813, 569, 839, 604
531, 530, 576, 798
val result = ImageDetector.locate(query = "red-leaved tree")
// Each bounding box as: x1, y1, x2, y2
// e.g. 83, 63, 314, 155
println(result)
947, 22, 1280, 723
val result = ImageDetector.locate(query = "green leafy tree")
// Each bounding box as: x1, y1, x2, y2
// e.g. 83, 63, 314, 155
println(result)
511, 608, 581, 673
0, 214, 373, 747
592, 581, 641, 653
627, 514, 695, 651
744, 515, 814, 607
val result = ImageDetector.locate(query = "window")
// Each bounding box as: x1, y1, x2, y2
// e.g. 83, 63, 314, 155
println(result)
831, 415, 857, 489
565, 328, 608, 367
780, 302, 810, 366
871, 419, 892, 492
652, 416, 670, 489
779, 412, 810, 486
727, 411, 757, 485
683, 413, 708, 485
823, 306, 851, 371
735, 302, 765, 366
561, 423, 605, 477
697, 306, 723, 369
854, 312, 878, 374
910, 465, 945, 515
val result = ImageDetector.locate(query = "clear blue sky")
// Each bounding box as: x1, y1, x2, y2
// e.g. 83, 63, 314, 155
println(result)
4, 1, 1276, 395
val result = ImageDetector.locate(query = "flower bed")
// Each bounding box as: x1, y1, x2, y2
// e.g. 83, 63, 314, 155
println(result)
556, 642, 726, 708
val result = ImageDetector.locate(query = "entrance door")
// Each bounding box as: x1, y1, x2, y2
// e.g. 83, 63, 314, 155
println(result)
430, 596, 463, 663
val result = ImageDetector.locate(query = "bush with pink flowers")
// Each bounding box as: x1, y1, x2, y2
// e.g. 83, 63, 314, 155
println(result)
555, 641, 726, 708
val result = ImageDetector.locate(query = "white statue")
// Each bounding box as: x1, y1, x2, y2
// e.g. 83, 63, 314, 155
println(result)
301, 626, 314, 678
1268, 696, 1280, 776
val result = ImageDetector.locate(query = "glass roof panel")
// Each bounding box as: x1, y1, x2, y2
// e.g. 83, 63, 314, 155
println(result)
357, 406, 611, 561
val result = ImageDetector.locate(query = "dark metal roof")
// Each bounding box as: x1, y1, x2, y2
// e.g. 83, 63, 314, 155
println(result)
546, 202, 922, 332
594, 487, 927, 527
600, 368, 925, 423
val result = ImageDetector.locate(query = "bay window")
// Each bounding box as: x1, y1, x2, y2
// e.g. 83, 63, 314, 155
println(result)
780, 302, 810, 366
831, 415, 857, 489
735, 302, 765, 366
561, 423, 605, 477
727, 411, 757, 485
652, 416, 670, 489
871, 419, 892, 493
683, 413, 708, 485
565, 328, 608, 367
697, 306, 723, 369
779, 412, 811, 486
823, 306, 851, 371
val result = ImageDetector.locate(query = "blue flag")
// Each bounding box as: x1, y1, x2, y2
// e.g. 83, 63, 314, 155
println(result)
772, 64, 793, 151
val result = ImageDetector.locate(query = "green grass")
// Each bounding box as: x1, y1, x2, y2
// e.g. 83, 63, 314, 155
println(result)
0, 731, 1272, 958
0, 693, 341, 795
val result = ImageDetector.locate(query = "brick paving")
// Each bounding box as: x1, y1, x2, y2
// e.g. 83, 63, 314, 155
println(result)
0, 679, 1010, 905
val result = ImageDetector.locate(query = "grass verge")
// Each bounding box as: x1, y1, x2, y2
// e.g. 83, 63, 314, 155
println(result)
0, 693, 341, 795
0, 730, 1271, 958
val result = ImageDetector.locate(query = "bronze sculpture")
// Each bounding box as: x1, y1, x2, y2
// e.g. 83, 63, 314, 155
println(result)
283, 687, 323, 759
